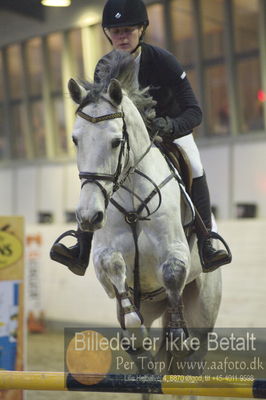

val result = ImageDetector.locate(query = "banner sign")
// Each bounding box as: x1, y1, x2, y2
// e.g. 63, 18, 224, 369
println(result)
0, 216, 24, 400
26, 233, 45, 333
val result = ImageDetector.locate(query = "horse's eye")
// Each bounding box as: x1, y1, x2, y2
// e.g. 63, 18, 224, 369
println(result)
72, 136, 78, 146
111, 138, 124, 149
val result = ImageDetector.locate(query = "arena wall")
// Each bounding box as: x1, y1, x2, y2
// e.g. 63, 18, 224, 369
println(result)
1, 139, 266, 226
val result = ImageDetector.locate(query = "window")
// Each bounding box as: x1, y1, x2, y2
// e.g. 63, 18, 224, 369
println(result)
6, 44, 23, 99
146, 3, 166, 48
234, 0, 260, 53
47, 33, 63, 93
169, 0, 203, 135
54, 97, 67, 153
30, 100, 46, 158
26, 38, 43, 97
187, 69, 201, 137
237, 58, 263, 132
0, 52, 7, 158
170, 0, 196, 66
202, 0, 230, 136
97, 24, 113, 57
69, 29, 85, 80
47, 33, 67, 154
205, 65, 229, 135
10, 104, 27, 159
0, 105, 6, 158
233, 0, 264, 133
26, 37, 46, 157
202, 0, 225, 60
6, 44, 27, 158
0, 52, 3, 101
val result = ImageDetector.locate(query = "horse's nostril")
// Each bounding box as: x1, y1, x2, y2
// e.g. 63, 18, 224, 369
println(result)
91, 211, 104, 225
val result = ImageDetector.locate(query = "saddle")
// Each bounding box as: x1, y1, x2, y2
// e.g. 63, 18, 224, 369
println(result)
158, 140, 195, 228
159, 140, 193, 195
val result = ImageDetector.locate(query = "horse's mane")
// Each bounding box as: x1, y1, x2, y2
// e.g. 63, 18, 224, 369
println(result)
79, 51, 156, 129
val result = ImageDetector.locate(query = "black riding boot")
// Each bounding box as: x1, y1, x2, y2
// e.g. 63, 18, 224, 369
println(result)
50, 229, 93, 276
191, 173, 229, 272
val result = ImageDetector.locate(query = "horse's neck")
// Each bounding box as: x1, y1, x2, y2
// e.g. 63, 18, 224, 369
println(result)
120, 97, 174, 204
122, 98, 158, 172
121, 134, 172, 205
126, 123, 169, 184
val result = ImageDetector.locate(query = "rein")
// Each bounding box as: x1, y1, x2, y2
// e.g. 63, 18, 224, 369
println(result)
77, 103, 174, 309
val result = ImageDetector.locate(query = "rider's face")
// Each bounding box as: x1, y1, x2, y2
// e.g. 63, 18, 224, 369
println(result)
105, 26, 143, 53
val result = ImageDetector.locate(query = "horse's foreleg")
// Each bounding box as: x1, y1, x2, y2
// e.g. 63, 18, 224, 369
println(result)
94, 248, 143, 329
161, 257, 187, 331
158, 245, 191, 353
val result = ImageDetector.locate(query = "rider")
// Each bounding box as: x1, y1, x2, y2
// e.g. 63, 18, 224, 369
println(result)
50, 0, 231, 275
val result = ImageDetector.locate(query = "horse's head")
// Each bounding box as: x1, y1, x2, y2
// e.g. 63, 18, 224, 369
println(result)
69, 77, 130, 232
69, 51, 156, 232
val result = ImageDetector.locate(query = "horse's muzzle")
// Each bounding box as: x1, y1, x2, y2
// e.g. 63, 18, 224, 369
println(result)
77, 211, 105, 232
91, 211, 104, 225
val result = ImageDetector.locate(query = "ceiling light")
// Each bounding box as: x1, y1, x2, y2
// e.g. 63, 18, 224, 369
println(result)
41, 0, 71, 7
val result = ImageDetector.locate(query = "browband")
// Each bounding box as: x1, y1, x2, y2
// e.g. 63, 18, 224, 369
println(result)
77, 110, 124, 124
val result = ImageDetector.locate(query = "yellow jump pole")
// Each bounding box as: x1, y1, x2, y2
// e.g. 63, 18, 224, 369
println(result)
0, 371, 67, 391
0, 371, 266, 398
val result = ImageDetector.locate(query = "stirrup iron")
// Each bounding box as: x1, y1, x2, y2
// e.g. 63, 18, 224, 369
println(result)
198, 231, 232, 272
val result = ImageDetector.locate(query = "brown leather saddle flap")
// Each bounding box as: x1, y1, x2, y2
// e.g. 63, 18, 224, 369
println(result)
160, 140, 193, 195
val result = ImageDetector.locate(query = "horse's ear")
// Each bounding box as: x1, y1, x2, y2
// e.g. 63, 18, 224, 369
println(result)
108, 79, 122, 106
68, 78, 88, 104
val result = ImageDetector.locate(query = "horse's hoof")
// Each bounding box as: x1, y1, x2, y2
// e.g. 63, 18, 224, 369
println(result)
124, 312, 142, 329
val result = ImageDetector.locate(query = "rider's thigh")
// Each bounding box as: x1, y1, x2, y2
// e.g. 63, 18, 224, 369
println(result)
174, 133, 203, 178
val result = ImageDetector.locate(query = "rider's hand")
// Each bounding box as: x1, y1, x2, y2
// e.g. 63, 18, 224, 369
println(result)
152, 117, 174, 137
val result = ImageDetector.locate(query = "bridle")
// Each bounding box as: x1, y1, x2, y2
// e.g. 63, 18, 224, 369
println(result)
77, 107, 130, 209
77, 101, 166, 219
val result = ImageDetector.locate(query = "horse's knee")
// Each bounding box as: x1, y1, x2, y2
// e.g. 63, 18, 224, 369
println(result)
96, 249, 127, 294
162, 258, 186, 292
100, 249, 125, 275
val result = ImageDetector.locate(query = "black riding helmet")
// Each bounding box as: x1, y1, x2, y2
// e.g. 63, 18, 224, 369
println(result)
102, 0, 149, 51
102, 0, 149, 29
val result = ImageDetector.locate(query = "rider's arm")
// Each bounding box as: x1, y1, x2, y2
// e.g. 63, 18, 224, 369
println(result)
151, 47, 202, 139
169, 73, 202, 138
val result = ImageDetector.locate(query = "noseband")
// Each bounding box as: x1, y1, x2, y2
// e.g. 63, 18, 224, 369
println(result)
77, 107, 130, 208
